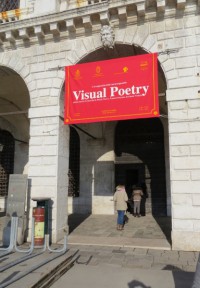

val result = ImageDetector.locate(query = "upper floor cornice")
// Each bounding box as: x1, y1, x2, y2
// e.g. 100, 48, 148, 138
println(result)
0, 0, 199, 49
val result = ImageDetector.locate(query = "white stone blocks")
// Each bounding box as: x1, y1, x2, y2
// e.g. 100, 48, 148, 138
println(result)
169, 122, 188, 133
29, 165, 57, 177
165, 38, 184, 50
38, 89, 50, 97
190, 146, 200, 156
115, 29, 126, 43
170, 146, 189, 157
169, 109, 188, 122
74, 39, 88, 59
45, 42, 60, 54
172, 230, 200, 251
188, 108, 200, 120
173, 204, 200, 219
50, 88, 61, 97
30, 124, 58, 137
193, 221, 200, 232
32, 111, 57, 125
173, 219, 193, 231
172, 194, 192, 205
31, 63, 45, 73
176, 56, 196, 69
169, 101, 188, 110
133, 24, 149, 46
52, 78, 63, 89
178, 67, 194, 77
188, 99, 200, 109
20, 66, 30, 79
171, 170, 190, 181
150, 21, 165, 34
142, 35, 156, 51
29, 106, 60, 118
174, 28, 194, 38
185, 36, 200, 48
166, 87, 198, 101
36, 78, 53, 89
66, 51, 80, 65
191, 170, 200, 180
30, 184, 57, 196
32, 97, 58, 107
168, 76, 199, 89
45, 60, 61, 71
29, 145, 57, 156
172, 180, 200, 193
192, 194, 200, 206
82, 37, 95, 53
157, 31, 173, 41
124, 26, 137, 44
166, 70, 178, 80
165, 18, 183, 31
92, 34, 102, 50
184, 15, 200, 28
162, 59, 175, 72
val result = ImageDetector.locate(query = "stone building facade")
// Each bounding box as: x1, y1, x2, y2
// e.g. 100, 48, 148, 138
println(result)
0, 0, 200, 251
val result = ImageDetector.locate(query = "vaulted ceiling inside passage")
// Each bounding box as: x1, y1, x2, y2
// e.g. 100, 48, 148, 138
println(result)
0, 66, 30, 140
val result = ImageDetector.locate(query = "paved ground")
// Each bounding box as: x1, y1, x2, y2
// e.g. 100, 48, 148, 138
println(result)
66, 213, 172, 250
0, 213, 198, 287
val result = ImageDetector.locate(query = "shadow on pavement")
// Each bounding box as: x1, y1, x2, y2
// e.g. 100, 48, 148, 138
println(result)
68, 213, 90, 233
154, 216, 172, 245
163, 265, 194, 288
128, 280, 151, 288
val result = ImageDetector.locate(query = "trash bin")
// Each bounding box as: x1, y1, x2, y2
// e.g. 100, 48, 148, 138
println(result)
32, 197, 50, 246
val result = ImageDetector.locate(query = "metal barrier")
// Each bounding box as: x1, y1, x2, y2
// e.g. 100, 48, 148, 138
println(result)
46, 234, 67, 253
0, 217, 16, 256
14, 217, 35, 254
0, 216, 68, 256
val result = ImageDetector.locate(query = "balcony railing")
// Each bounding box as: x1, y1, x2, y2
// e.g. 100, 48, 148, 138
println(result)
0, 0, 19, 12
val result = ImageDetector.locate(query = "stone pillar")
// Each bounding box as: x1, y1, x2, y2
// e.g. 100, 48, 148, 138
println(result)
167, 87, 200, 251
28, 106, 69, 243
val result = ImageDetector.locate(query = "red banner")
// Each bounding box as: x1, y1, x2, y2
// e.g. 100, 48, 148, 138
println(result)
64, 53, 159, 124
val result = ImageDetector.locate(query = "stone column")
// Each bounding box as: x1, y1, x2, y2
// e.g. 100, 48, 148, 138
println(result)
167, 87, 200, 251
28, 106, 69, 243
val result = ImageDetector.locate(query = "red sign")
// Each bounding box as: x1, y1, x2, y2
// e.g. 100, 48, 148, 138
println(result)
64, 53, 159, 124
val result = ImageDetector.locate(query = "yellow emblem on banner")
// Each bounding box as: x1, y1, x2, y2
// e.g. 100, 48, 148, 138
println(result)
74, 69, 81, 80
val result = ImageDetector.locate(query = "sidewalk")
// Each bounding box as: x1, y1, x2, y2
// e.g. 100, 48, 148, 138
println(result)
66, 213, 172, 250
0, 213, 198, 287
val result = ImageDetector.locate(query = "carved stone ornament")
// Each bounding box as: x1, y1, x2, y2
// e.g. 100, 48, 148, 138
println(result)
100, 25, 115, 49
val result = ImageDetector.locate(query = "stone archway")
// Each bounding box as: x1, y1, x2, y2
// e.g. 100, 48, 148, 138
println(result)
115, 118, 167, 216
0, 65, 30, 209
74, 44, 169, 213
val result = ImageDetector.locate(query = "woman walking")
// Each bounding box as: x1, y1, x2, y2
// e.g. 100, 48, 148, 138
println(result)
113, 185, 128, 230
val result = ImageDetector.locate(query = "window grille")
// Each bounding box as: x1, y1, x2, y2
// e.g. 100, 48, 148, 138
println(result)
0, 130, 15, 197
0, 0, 19, 12
68, 127, 80, 197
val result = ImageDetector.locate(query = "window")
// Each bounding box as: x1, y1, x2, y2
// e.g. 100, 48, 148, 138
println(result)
0, 0, 19, 12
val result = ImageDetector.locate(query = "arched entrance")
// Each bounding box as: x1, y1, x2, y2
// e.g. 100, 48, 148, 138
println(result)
67, 43, 170, 244
77, 43, 168, 213
115, 118, 167, 216
0, 66, 30, 207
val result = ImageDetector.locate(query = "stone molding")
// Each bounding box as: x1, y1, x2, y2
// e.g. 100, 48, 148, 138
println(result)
0, 0, 196, 49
